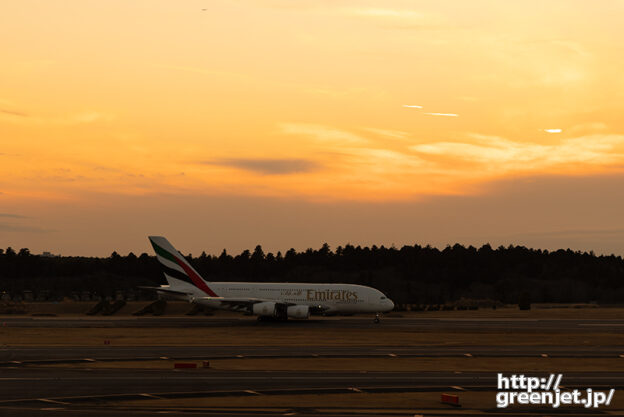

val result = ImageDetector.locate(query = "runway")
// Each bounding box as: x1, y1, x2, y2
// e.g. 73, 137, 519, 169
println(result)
1, 368, 623, 401
3, 315, 624, 331
1, 315, 622, 416
0, 369, 624, 417
2, 344, 624, 364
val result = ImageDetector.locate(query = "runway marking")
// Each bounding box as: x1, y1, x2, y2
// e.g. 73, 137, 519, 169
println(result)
0, 376, 465, 380
541, 354, 549, 357
244, 390, 261, 395
435, 318, 540, 322
388, 353, 398, 357
140, 393, 161, 399
38, 398, 70, 405
464, 353, 473, 357
450, 386, 465, 391
349, 387, 363, 393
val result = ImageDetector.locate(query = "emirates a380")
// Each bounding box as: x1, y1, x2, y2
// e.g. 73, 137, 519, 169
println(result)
145, 236, 395, 321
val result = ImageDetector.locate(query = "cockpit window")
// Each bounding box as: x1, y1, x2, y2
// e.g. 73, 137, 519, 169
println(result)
380, 296, 386, 300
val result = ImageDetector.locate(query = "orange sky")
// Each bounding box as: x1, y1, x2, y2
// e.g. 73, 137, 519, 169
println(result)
2, 1, 624, 255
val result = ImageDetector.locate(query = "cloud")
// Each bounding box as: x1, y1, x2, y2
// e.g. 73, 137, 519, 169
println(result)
516, 229, 624, 238
410, 134, 624, 172
0, 109, 113, 125
567, 122, 608, 135
279, 123, 368, 144
341, 148, 428, 173
423, 112, 459, 117
403, 105, 423, 109
157, 65, 251, 81
362, 127, 410, 140
457, 96, 479, 102
0, 98, 113, 126
0, 223, 53, 233
1, 108, 28, 117
68, 112, 114, 124
205, 158, 321, 175
343, 7, 444, 27
0, 213, 29, 219
548, 40, 590, 58
544, 129, 562, 133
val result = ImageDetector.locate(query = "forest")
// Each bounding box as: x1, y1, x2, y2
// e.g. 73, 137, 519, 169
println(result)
0, 243, 623, 305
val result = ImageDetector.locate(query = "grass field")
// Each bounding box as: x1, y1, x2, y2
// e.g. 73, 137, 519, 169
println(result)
2, 325, 623, 347
2, 305, 624, 347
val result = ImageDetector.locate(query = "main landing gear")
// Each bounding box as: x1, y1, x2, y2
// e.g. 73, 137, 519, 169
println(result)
374, 313, 381, 324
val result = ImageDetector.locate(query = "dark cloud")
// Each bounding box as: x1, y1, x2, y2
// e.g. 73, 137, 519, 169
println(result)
516, 229, 624, 238
0, 108, 28, 117
0, 223, 52, 233
0, 213, 29, 219
0, 213, 52, 233
204, 158, 321, 175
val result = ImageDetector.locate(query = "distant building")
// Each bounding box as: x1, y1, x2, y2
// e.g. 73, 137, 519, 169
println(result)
41, 251, 57, 257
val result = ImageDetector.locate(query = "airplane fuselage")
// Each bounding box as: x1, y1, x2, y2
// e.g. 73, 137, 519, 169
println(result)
161, 278, 393, 314
214, 282, 391, 314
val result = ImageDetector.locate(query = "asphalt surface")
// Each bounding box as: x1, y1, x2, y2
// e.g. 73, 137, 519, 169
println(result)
2, 345, 624, 363
2, 315, 624, 331
0, 368, 622, 417
1, 368, 623, 401
2, 407, 619, 417
0, 369, 479, 401
1, 316, 622, 416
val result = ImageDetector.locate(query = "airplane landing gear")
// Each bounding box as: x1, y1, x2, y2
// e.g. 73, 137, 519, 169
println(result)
374, 313, 380, 324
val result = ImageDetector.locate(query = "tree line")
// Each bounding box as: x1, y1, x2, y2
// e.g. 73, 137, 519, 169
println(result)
0, 243, 623, 304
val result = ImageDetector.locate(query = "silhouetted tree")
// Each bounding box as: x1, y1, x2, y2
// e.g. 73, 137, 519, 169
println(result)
0, 242, 623, 304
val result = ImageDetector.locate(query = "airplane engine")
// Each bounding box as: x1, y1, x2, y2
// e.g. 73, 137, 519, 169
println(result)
287, 305, 310, 319
252, 301, 277, 317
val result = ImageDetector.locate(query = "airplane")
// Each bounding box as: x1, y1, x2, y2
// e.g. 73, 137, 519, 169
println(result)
144, 236, 395, 321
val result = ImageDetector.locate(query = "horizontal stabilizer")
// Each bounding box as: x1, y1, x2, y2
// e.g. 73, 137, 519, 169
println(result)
138, 286, 192, 296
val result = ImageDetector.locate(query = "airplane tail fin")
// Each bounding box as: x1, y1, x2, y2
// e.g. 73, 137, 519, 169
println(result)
148, 236, 219, 297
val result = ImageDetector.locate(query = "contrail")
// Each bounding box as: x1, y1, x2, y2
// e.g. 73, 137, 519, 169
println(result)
424, 112, 458, 117
403, 105, 423, 108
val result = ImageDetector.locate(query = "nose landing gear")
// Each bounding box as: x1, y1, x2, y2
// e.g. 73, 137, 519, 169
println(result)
374, 313, 380, 324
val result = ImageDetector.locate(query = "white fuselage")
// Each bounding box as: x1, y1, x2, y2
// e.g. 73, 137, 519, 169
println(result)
163, 278, 394, 314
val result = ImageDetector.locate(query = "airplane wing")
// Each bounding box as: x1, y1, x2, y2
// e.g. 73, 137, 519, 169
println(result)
194, 296, 329, 314
194, 296, 278, 309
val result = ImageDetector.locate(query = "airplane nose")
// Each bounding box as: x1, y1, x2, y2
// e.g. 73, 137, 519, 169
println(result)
383, 299, 395, 311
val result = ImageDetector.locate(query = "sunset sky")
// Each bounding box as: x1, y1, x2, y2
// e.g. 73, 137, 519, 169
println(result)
2, 0, 624, 256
